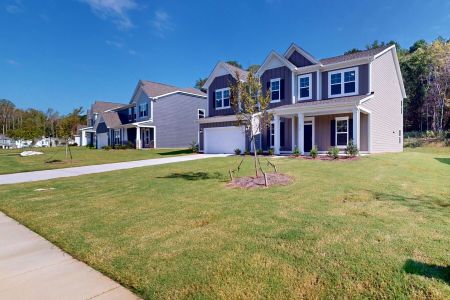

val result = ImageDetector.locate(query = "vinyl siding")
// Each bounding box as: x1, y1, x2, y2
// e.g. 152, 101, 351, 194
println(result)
360, 50, 403, 153
321, 64, 369, 99
294, 72, 317, 101
134, 89, 152, 122
152, 93, 207, 148
261, 66, 293, 108
288, 51, 314, 67
314, 113, 352, 151
208, 74, 236, 117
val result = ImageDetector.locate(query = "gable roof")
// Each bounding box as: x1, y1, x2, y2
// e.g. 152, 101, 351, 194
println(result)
284, 43, 320, 64
135, 80, 206, 101
93, 111, 123, 130
320, 45, 391, 65
256, 50, 297, 77
202, 61, 249, 89
90, 101, 125, 114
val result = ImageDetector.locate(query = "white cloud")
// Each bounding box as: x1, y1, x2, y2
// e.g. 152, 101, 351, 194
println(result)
5, 0, 22, 14
80, 0, 138, 30
6, 59, 21, 66
105, 39, 124, 48
151, 9, 174, 37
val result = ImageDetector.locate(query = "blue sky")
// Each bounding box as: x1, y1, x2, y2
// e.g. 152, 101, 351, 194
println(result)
1, 0, 449, 114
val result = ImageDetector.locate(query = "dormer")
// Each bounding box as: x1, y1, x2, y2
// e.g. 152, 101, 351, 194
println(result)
284, 43, 320, 68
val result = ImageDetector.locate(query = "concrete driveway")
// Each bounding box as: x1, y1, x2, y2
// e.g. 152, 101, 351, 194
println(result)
0, 212, 139, 300
0, 154, 230, 185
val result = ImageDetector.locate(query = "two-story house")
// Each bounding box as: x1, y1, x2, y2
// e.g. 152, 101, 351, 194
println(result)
199, 43, 406, 154
88, 80, 207, 149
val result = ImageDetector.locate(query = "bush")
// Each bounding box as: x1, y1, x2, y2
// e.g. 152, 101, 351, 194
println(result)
85, 144, 95, 149
310, 146, 318, 159
244, 150, 250, 155
113, 144, 133, 150
234, 148, 241, 155
404, 138, 423, 148
293, 146, 300, 157
426, 130, 435, 138
102, 146, 112, 150
445, 138, 449, 147
256, 149, 263, 155
345, 140, 359, 157
189, 141, 199, 153
268, 148, 274, 156
327, 146, 339, 159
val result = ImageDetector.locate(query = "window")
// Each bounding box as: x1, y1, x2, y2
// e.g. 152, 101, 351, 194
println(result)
335, 117, 349, 147
215, 88, 230, 109
298, 74, 312, 100
139, 102, 148, 117
270, 78, 281, 102
328, 67, 358, 97
198, 109, 205, 119
128, 107, 133, 122
114, 129, 120, 145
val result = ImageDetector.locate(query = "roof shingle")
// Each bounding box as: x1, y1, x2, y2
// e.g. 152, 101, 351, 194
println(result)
320, 45, 391, 65
140, 80, 206, 98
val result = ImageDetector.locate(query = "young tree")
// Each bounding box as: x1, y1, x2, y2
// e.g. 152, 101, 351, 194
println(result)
229, 70, 273, 185
57, 107, 83, 159
246, 64, 261, 73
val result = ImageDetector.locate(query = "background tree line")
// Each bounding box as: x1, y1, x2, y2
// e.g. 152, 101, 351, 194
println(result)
0, 99, 85, 142
195, 37, 449, 133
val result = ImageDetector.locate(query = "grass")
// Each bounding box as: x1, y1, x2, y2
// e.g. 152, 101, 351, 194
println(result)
0, 147, 192, 174
0, 147, 449, 299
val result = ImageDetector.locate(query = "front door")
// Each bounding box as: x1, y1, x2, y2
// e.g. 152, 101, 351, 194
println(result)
304, 124, 313, 152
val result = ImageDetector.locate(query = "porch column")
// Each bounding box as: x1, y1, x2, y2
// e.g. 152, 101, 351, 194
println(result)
353, 107, 360, 149
291, 117, 296, 152
136, 126, 141, 149
297, 112, 304, 154
274, 115, 280, 155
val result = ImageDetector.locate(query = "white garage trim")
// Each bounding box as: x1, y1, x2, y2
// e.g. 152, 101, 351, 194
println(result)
204, 126, 246, 154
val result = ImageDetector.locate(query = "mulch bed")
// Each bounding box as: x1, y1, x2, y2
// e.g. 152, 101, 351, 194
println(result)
289, 155, 360, 161
227, 173, 293, 189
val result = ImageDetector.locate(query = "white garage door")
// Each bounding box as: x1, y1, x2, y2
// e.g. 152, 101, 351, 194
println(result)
204, 126, 246, 154
97, 133, 109, 149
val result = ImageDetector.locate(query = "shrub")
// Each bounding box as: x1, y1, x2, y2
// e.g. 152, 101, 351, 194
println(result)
256, 149, 263, 155
234, 148, 241, 155
102, 146, 112, 150
327, 146, 339, 159
268, 148, 274, 156
189, 141, 199, 153
244, 150, 251, 155
293, 146, 300, 157
404, 138, 423, 148
310, 146, 318, 159
345, 140, 359, 157
85, 144, 95, 149
445, 138, 449, 147
426, 130, 435, 138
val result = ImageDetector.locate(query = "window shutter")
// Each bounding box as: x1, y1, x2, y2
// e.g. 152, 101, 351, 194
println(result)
280, 79, 285, 100
349, 119, 353, 143
330, 120, 336, 146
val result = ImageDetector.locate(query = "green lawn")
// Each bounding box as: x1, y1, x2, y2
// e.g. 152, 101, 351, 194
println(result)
0, 148, 449, 299
0, 147, 191, 174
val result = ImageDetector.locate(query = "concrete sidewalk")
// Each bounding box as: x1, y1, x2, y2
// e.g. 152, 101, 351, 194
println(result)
0, 154, 230, 185
0, 212, 139, 300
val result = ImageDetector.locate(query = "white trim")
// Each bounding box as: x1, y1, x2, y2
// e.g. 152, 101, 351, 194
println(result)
298, 73, 312, 101
256, 51, 297, 77
152, 91, 206, 100
270, 78, 281, 103
373, 45, 395, 59
322, 57, 371, 71
352, 107, 360, 149
214, 87, 231, 110
316, 71, 321, 100
283, 43, 320, 65
198, 109, 205, 119
197, 114, 238, 124
273, 115, 280, 154
297, 112, 304, 154
291, 117, 295, 152
291, 72, 296, 103
389, 47, 407, 98
328, 67, 359, 98
335, 116, 349, 148
368, 62, 372, 94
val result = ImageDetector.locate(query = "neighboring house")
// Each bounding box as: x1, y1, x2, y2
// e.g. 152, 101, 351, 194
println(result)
199, 43, 406, 154
15, 139, 32, 149
34, 136, 51, 147
89, 81, 207, 149
0, 135, 14, 149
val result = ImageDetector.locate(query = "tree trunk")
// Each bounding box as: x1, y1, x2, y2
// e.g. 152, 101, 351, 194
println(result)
252, 137, 258, 177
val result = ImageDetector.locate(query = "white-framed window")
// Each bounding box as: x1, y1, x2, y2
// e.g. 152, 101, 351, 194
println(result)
335, 117, 349, 147
215, 88, 230, 109
298, 74, 312, 100
198, 109, 205, 119
328, 67, 358, 97
270, 78, 281, 103
114, 129, 120, 145
139, 102, 148, 117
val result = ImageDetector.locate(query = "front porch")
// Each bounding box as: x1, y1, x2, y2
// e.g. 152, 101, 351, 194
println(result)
268, 100, 371, 155
119, 122, 156, 149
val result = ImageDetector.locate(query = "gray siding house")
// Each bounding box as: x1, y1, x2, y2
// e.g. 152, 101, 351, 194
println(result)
199, 43, 406, 154
89, 81, 207, 149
